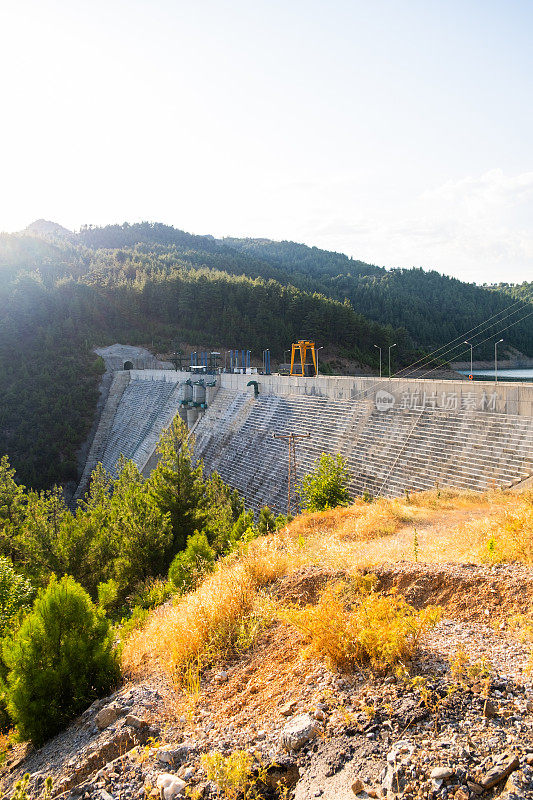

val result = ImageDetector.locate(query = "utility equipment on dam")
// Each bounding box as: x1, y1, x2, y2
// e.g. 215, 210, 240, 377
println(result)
190, 351, 221, 373
273, 431, 311, 515
290, 340, 317, 377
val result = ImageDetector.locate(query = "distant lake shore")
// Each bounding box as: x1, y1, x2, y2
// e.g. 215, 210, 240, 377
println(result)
457, 368, 533, 380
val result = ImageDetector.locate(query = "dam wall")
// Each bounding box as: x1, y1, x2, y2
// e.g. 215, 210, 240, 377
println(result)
194, 378, 533, 513
219, 373, 533, 416
76, 370, 533, 512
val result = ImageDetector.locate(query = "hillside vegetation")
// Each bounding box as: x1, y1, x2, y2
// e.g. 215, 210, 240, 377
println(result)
123, 487, 533, 684
0, 221, 532, 488
2, 485, 532, 798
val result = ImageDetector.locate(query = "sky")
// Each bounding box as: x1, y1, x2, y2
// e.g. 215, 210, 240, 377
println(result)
1, 0, 532, 284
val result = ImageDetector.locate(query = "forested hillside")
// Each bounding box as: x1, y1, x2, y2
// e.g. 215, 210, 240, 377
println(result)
224, 238, 533, 355
0, 226, 411, 489
0, 220, 531, 490
495, 280, 533, 305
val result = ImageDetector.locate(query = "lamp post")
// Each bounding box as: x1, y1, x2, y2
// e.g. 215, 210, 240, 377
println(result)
388, 343, 397, 378
494, 339, 503, 383
464, 341, 473, 377
374, 344, 382, 378
316, 346, 324, 375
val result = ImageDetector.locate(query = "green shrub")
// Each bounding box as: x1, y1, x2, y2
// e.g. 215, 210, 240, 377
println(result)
97, 579, 119, 611
168, 531, 215, 592
2, 576, 119, 745
229, 510, 256, 546
128, 577, 173, 610
298, 453, 351, 512
257, 506, 277, 535
0, 557, 34, 637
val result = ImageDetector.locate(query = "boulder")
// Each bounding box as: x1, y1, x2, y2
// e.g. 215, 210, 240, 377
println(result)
280, 714, 318, 752
156, 773, 187, 800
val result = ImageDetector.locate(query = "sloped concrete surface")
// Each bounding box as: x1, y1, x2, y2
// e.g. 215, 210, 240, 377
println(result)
193, 389, 533, 513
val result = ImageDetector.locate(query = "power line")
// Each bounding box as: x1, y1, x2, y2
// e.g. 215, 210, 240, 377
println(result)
353, 303, 533, 403
392, 297, 530, 380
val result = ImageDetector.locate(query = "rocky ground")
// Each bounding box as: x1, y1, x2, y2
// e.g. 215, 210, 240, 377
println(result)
1, 563, 532, 800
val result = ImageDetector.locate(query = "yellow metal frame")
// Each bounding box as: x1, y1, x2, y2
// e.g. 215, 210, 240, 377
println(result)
290, 340, 317, 377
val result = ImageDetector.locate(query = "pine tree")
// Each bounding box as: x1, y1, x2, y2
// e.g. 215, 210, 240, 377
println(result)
3, 576, 119, 745
147, 418, 206, 559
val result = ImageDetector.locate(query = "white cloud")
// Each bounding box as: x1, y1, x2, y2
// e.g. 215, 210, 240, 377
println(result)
296, 169, 533, 283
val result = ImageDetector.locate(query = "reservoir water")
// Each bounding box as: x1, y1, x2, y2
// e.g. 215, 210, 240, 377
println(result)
458, 368, 533, 380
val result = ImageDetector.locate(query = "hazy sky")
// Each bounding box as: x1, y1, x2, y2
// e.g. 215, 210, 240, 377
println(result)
1, 0, 532, 283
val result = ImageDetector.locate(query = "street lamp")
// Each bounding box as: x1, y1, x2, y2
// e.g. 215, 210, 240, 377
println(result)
316, 346, 324, 375
388, 343, 397, 378
494, 339, 503, 383
464, 341, 473, 377
374, 344, 382, 378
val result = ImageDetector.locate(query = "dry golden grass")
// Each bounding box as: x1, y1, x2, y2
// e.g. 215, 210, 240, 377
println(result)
122, 531, 309, 683
277, 578, 441, 673
468, 502, 533, 566
288, 497, 425, 543
121, 488, 531, 684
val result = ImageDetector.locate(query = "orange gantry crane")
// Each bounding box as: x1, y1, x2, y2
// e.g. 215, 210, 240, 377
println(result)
289, 340, 317, 377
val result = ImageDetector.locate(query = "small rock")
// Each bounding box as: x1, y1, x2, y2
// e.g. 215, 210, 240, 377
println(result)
156, 773, 187, 800
157, 748, 177, 766
125, 715, 149, 730
280, 700, 298, 717
483, 699, 497, 718
95, 704, 121, 730
430, 767, 453, 781
480, 754, 519, 789
280, 714, 318, 752
156, 743, 197, 767
454, 790, 468, 800
352, 778, 364, 794
100, 791, 115, 800
215, 671, 228, 683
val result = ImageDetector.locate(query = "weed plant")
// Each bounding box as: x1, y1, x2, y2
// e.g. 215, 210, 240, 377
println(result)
201, 750, 269, 800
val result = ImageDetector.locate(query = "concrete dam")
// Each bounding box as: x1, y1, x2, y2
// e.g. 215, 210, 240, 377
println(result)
77, 369, 533, 513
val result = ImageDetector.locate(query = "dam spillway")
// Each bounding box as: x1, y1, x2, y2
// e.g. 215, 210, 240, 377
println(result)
78, 371, 533, 513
